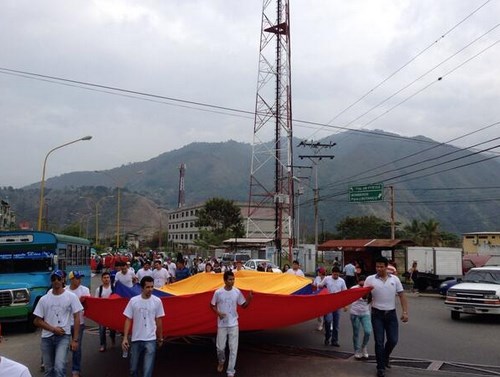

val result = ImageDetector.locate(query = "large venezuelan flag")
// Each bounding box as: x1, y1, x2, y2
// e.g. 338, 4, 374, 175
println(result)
84, 271, 371, 337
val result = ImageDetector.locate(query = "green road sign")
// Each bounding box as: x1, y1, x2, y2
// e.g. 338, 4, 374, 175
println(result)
349, 184, 384, 202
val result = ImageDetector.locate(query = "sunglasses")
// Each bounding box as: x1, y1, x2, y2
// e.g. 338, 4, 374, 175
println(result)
51, 275, 63, 281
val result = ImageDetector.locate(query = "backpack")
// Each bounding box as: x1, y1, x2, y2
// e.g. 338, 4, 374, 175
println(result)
98, 284, 115, 298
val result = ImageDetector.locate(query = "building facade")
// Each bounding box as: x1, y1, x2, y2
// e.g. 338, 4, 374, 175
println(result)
462, 232, 500, 254
167, 204, 202, 250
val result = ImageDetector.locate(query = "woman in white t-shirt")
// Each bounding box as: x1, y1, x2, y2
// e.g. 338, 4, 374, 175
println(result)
348, 276, 372, 359
312, 267, 326, 331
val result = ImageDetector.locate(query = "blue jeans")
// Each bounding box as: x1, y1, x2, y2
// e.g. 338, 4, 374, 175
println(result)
130, 340, 157, 377
71, 324, 85, 374
371, 308, 398, 371
324, 310, 340, 344
99, 325, 116, 348
40, 334, 71, 377
350, 314, 372, 352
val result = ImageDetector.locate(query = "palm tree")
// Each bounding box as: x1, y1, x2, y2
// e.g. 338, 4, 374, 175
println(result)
403, 219, 423, 244
421, 219, 442, 246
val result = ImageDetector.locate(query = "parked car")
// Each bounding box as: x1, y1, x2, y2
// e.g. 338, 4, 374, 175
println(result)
243, 259, 282, 273
439, 277, 461, 296
221, 253, 251, 267
445, 266, 500, 320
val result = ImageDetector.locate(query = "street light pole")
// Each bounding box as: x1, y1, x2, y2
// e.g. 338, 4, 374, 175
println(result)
116, 187, 121, 248
37, 136, 92, 230
95, 170, 143, 250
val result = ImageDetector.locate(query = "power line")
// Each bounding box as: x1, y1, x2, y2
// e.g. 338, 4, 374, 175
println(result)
0, 66, 442, 146
339, 24, 500, 131
323, 136, 500, 191
326, 120, 500, 189
309, 0, 494, 138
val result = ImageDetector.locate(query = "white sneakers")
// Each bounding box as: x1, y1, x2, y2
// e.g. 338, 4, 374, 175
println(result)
354, 352, 363, 359
362, 347, 369, 359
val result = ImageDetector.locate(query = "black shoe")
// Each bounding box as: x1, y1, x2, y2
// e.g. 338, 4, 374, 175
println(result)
385, 359, 391, 369
377, 369, 385, 377
324, 339, 330, 345
331, 342, 340, 347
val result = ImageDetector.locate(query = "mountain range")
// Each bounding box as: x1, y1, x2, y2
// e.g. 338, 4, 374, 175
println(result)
2, 130, 499, 239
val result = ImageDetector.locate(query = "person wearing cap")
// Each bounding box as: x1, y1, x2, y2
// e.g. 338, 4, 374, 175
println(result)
364, 256, 408, 377
312, 267, 327, 331
65, 271, 90, 377
348, 275, 372, 359
318, 266, 347, 347
137, 260, 154, 281
33, 270, 83, 377
115, 261, 138, 288
122, 276, 165, 377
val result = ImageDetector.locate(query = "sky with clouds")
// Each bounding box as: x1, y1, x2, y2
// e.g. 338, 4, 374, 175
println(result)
1, 0, 499, 188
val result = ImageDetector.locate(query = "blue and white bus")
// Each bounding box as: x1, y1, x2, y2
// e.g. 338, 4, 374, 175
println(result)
0, 230, 91, 330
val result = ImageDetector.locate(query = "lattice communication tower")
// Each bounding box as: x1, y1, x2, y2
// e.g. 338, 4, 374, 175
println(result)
247, 0, 294, 257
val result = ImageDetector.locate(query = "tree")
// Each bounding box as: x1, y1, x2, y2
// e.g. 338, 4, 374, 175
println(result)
421, 219, 442, 246
401, 218, 457, 246
335, 215, 393, 239
60, 222, 82, 237
402, 219, 423, 244
194, 198, 244, 248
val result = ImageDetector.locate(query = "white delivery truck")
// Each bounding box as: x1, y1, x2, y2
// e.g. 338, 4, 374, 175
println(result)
406, 247, 463, 291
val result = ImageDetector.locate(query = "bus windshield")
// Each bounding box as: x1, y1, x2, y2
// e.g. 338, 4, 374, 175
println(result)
0, 255, 53, 273
0, 252, 52, 274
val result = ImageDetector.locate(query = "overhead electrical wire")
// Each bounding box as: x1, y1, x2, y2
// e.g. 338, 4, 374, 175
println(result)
0, 66, 439, 146
339, 24, 500, 131
302, 151, 500, 206
322, 135, 500, 191
308, 0, 494, 138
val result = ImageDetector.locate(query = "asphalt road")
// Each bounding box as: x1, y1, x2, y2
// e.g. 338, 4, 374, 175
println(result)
1, 275, 499, 377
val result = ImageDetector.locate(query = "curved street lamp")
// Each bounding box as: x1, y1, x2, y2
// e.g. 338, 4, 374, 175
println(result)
37, 136, 92, 231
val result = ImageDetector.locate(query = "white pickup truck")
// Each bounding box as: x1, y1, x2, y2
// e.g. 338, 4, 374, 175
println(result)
445, 266, 500, 320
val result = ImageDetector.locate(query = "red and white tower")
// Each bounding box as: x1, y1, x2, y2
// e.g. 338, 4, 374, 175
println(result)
247, 0, 294, 258
177, 163, 186, 208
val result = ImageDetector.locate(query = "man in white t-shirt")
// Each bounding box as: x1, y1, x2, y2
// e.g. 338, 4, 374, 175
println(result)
65, 271, 91, 377
95, 271, 116, 352
211, 271, 253, 377
115, 261, 138, 288
318, 266, 347, 347
343, 260, 357, 288
0, 323, 32, 377
166, 258, 177, 283
137, 260, 154, 281
34, 269, 83, 377
122, 276, 165, 377
285, 260, 305, 277
364, 257, 408, 377
152, 260, 170, 288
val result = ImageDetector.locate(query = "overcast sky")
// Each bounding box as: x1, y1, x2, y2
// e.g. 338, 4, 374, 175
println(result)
1, 0, 499, 188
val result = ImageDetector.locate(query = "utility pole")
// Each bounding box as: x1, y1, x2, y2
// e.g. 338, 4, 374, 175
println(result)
298, 140, 335, 253
389, 185, 395, 240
